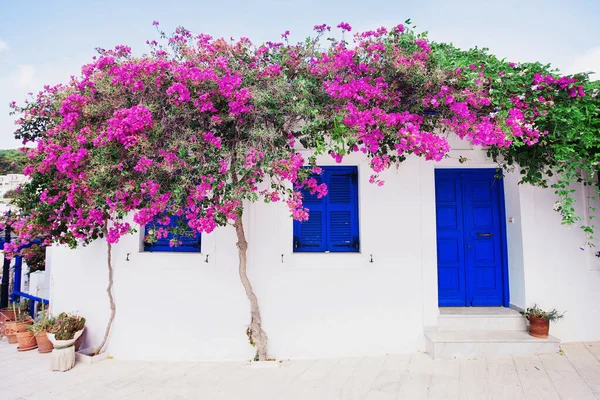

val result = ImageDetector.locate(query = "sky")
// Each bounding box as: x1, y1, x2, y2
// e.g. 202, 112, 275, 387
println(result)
0, 0, 599, 149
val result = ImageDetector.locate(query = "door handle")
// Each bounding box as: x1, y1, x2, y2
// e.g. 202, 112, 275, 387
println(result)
477, 233, 493, 237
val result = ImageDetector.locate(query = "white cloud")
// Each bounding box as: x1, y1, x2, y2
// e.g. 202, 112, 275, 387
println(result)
12, 64, 36, 90
564, 47, 600, 81
0, 40, 8, 56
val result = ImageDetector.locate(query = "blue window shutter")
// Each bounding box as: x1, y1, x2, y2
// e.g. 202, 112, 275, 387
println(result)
326, 167, 359, 252
294, 174, 326, 252
293, 166, 359, 253
144, 215, 201, 253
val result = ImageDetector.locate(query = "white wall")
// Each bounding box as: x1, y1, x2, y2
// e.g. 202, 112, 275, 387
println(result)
255, 153, 431, 358
503, 171, 527, 308
48, 144, 600, 361
50, 221, 256, 361
49, 153, 440, 360
518, 179, 600, 342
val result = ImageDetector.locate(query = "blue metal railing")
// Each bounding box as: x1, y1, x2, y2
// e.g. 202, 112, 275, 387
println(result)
9, 250, 49, 317
10, 291, 49, 316
0, 222, 49, 316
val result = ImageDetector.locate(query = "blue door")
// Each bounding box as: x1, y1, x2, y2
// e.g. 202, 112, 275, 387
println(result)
435, 169, 507, 307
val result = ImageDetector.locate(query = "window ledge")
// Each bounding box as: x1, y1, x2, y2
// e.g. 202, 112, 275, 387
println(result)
291, 252, 363, 255
136, 251, 205, 256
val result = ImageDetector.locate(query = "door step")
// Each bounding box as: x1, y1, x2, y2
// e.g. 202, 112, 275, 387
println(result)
426, 307, 561, 359
438, 307, 527, 331
425, 330, 560, 359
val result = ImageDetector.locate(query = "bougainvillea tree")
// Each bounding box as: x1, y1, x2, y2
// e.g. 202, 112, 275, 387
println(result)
7, 24, 331, 359
291, 21, 599, 240
5, 20, 598, 359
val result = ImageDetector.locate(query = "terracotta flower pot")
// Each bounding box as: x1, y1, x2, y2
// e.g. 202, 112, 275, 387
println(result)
35, 331, 54, 353
16, 330, 37, 351
529, 316, 550, 338
4, 321, 17, 343
0, 309, 15, 338
0, 308, 17, 322
5, 319, 33, 344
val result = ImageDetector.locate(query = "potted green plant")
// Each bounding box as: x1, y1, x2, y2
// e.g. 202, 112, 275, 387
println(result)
1, 300, 29, 336
5, 302, 33, 346
521, 304, 565, 338
1, 301, 19, 323
47, 312, 86, 371
1, 301, 18, 338
27, 309, 56, 353
16, 324, 37, 351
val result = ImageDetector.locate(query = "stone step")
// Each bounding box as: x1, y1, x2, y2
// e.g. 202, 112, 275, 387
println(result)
425, 330, 560, 359
438, 307, 527, 331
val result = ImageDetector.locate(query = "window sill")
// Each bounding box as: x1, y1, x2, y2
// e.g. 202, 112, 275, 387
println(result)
291, 251, 362, 255
137, 251, 204, 255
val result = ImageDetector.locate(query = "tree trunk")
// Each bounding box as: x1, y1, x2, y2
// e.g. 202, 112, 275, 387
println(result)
93, 236, 116, 356
234, 216, 269, 361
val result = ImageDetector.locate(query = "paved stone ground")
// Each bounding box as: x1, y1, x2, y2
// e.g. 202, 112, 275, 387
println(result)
1, 341, 600, 399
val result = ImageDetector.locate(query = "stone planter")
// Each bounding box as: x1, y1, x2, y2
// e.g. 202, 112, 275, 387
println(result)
47, 329, 84, 372
76, 347, 109, 364
74, 328, 84, 351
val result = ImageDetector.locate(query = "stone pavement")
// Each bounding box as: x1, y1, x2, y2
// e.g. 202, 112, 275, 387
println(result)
1, 341, 600, 399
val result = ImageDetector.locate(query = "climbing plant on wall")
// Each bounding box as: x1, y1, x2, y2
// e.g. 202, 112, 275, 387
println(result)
4, 20, 598, 359
431, 42, 600, 243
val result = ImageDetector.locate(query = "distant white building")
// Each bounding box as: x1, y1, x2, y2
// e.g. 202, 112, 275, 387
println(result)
0, 174, 27, 198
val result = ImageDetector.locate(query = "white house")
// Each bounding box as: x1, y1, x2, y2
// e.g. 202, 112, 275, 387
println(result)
0, 174, 28, 198
47, 138, 600, 361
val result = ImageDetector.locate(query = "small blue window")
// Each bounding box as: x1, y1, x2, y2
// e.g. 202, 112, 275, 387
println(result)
293, 166, 359, 253
144, 215, 201, 253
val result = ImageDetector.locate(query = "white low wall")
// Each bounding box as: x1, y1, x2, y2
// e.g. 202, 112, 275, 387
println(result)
48, 146, 600, 361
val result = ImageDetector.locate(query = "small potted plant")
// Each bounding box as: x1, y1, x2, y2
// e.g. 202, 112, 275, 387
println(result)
16, 323, 37, 351
1, 303, 16, 338
1, 300, 28, 338
4, 302, 33, 345
1, 302, 18, 323
521, 304, 565, 338
27, 308, 56, 353
47, 312, 86, 372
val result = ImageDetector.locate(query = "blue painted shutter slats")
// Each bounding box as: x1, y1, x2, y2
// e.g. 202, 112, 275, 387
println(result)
327, 168, 359, 252
293, 166, 359, 253
144, 216, 201, 253
294, 175, 326, 252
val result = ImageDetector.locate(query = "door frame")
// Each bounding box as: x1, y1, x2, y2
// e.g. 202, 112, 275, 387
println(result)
434, 168, 510, 307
